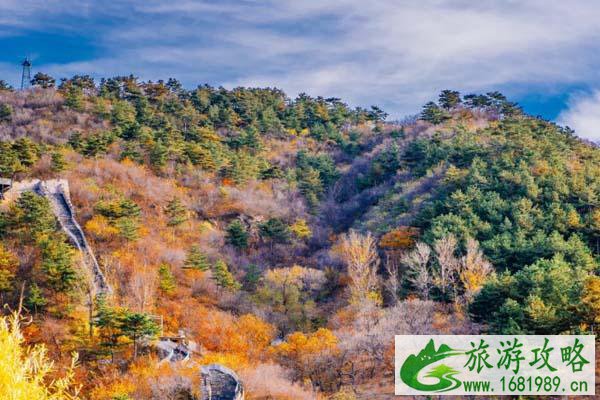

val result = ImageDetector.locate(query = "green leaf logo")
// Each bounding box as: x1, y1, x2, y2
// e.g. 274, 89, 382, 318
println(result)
400, 339, 464, 392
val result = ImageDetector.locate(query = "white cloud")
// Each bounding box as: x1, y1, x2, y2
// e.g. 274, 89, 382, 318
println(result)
558, 91, 600, 142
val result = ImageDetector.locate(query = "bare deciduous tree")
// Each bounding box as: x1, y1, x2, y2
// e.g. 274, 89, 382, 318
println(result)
433, 235, 461, 298
384, 258, 401, 305
402, 237, 494, 304
332, 230, 380, 304
129, 260, 157, 312
402, 242, 432, 299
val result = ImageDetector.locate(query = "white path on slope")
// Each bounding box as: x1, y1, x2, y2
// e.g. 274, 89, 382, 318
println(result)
39, 180, 111, 295
4, 179, 111, 296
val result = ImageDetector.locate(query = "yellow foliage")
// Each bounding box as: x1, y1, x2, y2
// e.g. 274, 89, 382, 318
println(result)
264, 265, 309, 287
0, 313, 80, 400
272, 328, 338, 360
84, 215, 119, 240
525, 295, 555, 326
530, 160, 550, 176
591, 208, 600, 231
197, 220, 215, 234
290, 219, 312, 239
332, 230, 379, 304
461, 271, 485, 296
199, 352, 249, 370
120, 158, 137, 169
89, 379, 134, 400
367, 290, 383, 305
444, 165, 467, 182
566, 209, 581, 228
315, 103, 330, 121
582, 275, 600, 324
458, 238, 493, 302
0, 244, 18, 291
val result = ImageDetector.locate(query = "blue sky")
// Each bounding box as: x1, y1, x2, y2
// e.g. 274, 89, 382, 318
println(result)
1, 1, 600, 140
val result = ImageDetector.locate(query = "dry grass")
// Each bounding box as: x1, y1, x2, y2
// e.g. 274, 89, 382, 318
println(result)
0, 88, 107, 144
240, 363, 316, 400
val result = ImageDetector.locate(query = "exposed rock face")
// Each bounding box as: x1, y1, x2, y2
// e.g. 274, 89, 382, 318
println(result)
200, 364, 244, 400
156, 336, 191, 364
2, 179, 111, 295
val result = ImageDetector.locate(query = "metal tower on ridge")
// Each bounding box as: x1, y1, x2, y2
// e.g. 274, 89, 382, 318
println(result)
21, 57, 32, 90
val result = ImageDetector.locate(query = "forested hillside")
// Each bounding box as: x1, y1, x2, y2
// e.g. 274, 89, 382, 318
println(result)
0, 77, 598, 399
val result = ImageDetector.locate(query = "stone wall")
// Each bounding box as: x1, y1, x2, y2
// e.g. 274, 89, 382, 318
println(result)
1, 179, 111, 295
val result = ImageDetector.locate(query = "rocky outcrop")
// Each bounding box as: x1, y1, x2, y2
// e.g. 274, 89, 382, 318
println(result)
156, 333, 193, 364
200, 364, 244, 400
2, 179, 111, 295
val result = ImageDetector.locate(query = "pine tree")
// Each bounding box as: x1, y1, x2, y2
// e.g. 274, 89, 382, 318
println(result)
464, 94, 491, 109
39, 238, 77, 293
67, 132, 83, 151
31, 72, 55, 88
119, 311, 160, 359
0, 141, 20, 176
94, 295, 122, 359
0, 103, 12, 122
115, 217, 139, 242
10, 192, 56, 241
243, 264, 261, 292
64, 86, 85, 111
228, 151, 259, 184
184, 143, 217, 171
95, 198, 141, 219
111, 100, 136, 128
13, 138, 39, 168
297, 167, 323, 210
226, 220, 249, 249
25, 284, 47, 315
149, 141, 168, 170
95, 198, 141, 242
259, 218, 291, 245
158, 263, 176, 294
119, 143, 143, 163
82, 132, 111, 157
0, 80, 13, 91
243, 126, 262, 151
212, 260, 241, 291
50, 152, 66, 173
184, 246, 210, 271
420, 101, 450, 125
164, 197, 188, 227
438, 90, 461, 110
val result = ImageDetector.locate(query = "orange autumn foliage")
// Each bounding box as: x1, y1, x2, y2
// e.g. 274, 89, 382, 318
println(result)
198, 352, 250, 370
235, 314, 276, 359
193, 309, 275, 361
271, 328, 338, 361
379, 227, 419, 250
89, 359, 201, 400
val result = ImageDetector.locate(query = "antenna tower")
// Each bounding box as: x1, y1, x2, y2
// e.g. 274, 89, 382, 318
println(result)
21, 57, 32, 90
